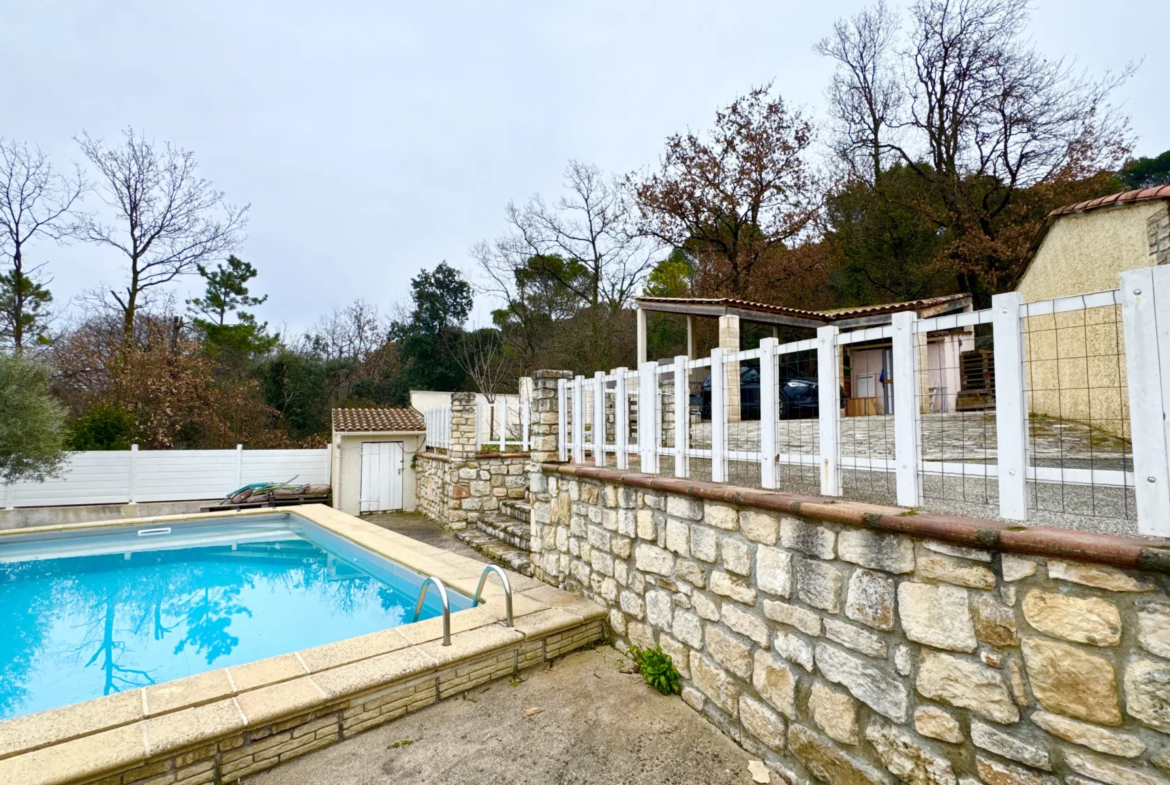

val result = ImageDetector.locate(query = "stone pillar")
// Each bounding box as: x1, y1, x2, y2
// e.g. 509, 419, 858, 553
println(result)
445, 391, 478, 530
719, 314, 741, 423
528, 370, 572, 583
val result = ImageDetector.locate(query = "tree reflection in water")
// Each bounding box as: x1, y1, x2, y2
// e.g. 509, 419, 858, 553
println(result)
0, 536, 412, 719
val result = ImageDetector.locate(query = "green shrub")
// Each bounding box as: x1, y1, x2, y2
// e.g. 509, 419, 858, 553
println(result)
65, 404, 135, 451
627, 645, 682, 696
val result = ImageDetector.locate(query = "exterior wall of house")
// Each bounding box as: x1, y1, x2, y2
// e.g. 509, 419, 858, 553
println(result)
1017, 202, 1167, 303
332, 432, 424, 515
1013, 204, 1166, 439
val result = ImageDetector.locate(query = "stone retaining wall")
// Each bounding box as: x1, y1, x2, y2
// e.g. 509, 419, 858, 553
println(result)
415, 452, 447, 522
415, 450, 529, 528
531, 463, 1170, 785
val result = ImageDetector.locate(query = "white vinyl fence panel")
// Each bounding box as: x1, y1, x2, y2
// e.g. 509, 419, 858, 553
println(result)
4, 447, 330, 509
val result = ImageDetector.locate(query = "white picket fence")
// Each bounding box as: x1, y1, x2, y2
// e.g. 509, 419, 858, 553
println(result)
3, 446, 331, 510
559, 266, 1170, 537
424, 399, 532, 453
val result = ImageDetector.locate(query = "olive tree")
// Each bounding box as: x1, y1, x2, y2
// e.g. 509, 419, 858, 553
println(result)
0, 352, 67, 483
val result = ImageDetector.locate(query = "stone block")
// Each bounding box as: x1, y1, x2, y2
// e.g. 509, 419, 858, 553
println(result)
739, 695, 786, 752
815, 643, 908, 722
693, 592, 720, 622
739, 510, 779, 545
1030, 709, 1145, 758
666, 495, 703, 521
720, 536, 752, 576
751, 545, 792, 600
916, 550, 996, 590
1124, 657, 1170, 733
914, 706, 963, 743
703, 501, 739, 530
916, 650, 1019, 724
788, 724, 890, 785
1022, 637, 1121, 725
752, 649, 797, 718
658, 635, 690, 679
808, 680, 859, 745
973, 594, 1019, 647
1047, 560, 1153, 593
1065, 749, 1169, 785
722, 603, 769, 647
838, 529, 915, 574
710, 570, 757, 605
619, 590, 645, 620
646, 589, 674, 632
865, 718, 957, 784
974, 756, 1045, 785
781, 518, 835, 560
845, 569, 896, 631
970, 719, 1051, 770
690, 652, 739, 716
673, 608, 704, 649
763, 599, 822, 637
773, 628, 815, 672
635, 509, 656, 540
634, 543, 675, 576
706, 625, 753, 679
690, 525, 718, 563
824, 618, 887, 658
898, 582, 976, 652
666, 519, 690, 556
586, 525, 611, 552
796, 558, 842, 614
1138, 603, 1170, 660
1022, 590, 1121, 647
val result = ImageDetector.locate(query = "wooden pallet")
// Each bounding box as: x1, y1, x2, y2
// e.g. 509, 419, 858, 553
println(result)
957, 349, 995, 411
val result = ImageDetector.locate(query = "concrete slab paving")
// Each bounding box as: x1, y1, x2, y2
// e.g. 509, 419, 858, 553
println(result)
362, 511, 489, 562
245, 647, 760, 785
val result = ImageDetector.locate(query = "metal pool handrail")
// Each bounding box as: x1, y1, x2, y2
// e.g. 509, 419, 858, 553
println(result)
473, 564, 513, 627
412, 576, 451, 646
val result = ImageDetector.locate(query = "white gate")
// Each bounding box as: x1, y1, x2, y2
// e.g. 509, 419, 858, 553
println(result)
360, 442, 403, 513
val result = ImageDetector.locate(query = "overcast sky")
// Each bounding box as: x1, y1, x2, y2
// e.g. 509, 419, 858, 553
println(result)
2, 0, 1165, 337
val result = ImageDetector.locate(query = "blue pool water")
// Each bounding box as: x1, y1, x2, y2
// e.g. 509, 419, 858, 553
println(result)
0, 514, 472, 720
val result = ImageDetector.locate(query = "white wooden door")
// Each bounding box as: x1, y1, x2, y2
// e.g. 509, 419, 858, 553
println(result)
360, 442, 403, 512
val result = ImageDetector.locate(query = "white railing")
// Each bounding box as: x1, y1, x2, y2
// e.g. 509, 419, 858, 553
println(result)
557, 265, 1170, 536
424, 406, 452, 451
424, 400, 532, 453
3, 446, 331, 510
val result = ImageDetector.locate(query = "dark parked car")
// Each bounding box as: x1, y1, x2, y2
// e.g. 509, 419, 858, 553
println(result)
692, 360, 831, 421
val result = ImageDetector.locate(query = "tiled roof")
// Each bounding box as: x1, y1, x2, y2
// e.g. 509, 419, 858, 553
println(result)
1047, 185, 1170, 218
635, 293, 971, 323
332, 407, 425, 432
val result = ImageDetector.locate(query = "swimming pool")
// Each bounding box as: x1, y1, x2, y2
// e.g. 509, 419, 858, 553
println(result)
0, 513, 473, 720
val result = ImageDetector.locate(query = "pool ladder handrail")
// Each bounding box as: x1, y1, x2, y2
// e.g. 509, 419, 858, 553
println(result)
472, 564, 513, 627
412, 576, 451, 646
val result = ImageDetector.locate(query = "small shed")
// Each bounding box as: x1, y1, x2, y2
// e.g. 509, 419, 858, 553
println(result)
331, 408, 426, 516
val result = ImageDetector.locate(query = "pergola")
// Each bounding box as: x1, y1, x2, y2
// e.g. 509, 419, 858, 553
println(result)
633, 294, 973, 365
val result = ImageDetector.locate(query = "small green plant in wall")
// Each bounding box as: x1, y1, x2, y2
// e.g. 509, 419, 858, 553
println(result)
627, 645, 681, 696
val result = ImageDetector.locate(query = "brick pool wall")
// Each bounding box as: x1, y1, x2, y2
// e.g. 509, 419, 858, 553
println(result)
531, 463, 1170, 785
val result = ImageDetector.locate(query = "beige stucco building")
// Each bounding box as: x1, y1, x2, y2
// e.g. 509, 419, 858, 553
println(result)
1015, 186, 1170, 437
331, 408, 426, 516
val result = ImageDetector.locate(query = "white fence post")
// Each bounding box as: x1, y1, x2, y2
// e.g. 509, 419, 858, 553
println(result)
235, 444, 244, 488
498, 397, 506, 452
1121, 266, 1170, 536
615, 368, 629, 470
572, 376, 586, 464
816, 327, 841, 496
891, 311, 922, 508
522, 401, 530, 453
674, 355, 689, 478
557, 378, 568, 462
759, 338, 779, 490
639, 362, 659, 474
594, 371, 606, 466
710, 348, 727, 483
992, 291, 1029, 521
128, 444, 139, 505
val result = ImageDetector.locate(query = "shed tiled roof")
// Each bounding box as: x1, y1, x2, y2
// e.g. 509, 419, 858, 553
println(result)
332, 407, 425, 433
1047, 185, 1170, 218
634, 293, 972, 324
815, 293, 971, 320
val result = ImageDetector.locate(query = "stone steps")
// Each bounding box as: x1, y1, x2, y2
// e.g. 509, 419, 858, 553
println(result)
499, 499, 531, 524
476, 516, 532, 551
454, 523, 533, 576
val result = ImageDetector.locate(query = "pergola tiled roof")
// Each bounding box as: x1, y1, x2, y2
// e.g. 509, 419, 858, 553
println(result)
634, 292, 972, 329
332, 407, 425, 433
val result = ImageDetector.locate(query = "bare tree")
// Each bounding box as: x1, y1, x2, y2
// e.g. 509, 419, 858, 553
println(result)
0, 140, 86, 352
474, 160, 659, 371
815, 1, 902, 185
446, 328, 513, 403
76, 128, 248, 343
819, 0, 1136, 294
